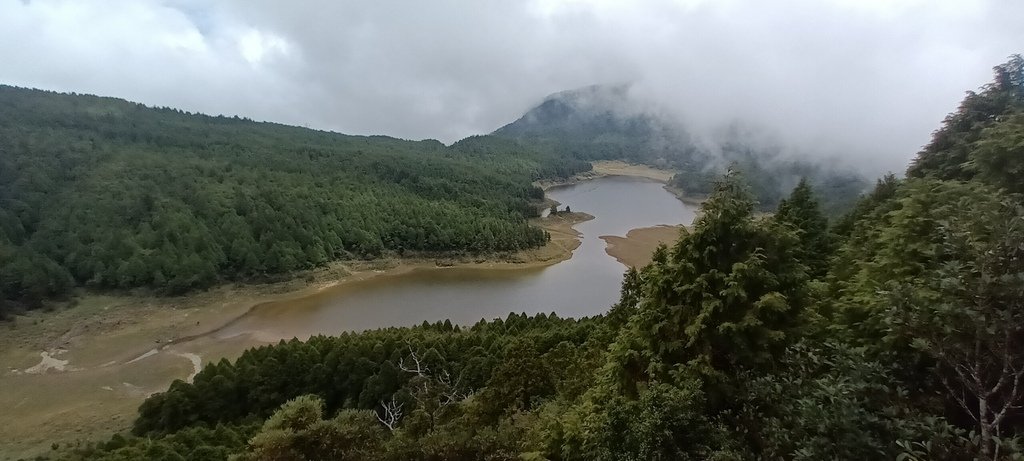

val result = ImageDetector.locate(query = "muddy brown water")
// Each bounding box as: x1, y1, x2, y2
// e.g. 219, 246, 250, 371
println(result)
217, 176, 697, 341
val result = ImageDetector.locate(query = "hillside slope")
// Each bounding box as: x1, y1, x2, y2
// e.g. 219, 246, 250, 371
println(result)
495, 84, 868, 213
0, 87, 589, 314
27, 55, 1024, 461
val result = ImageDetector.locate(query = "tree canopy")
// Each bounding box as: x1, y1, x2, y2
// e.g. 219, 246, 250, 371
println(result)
0, 86, 589, 316
27, 56, 1024, 461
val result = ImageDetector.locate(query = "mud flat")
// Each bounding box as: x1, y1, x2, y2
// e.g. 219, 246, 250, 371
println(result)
0, 160, 694, 458
601, 225, 685, 268
0, 212, 592, 460
535, 160, 676, 190
590, 160, 676, 182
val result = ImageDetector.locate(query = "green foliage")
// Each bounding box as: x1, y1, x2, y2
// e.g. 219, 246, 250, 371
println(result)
494, 85, 693, 167
0, 86, 590, 315
478, 339, 556, 417
838, 178, 1024, 457
232, 396, 385, 461
46, 424, 255, 461
967, 112, 1024, 193
670, 157, 868, 214
831, 175, 1024, 458
738, 341, 930, 459
833, 180, 1006, 343
577, 377, 730, 461
908, 54, 1023, 181
613, 171, 809, 386
775, 177, 833, 277
830, 173, 901, 241
132, 314, 606, 436
36, 56, 1024, 461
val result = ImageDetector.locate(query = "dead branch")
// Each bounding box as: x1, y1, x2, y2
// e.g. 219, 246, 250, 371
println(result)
376, 396, 403, 431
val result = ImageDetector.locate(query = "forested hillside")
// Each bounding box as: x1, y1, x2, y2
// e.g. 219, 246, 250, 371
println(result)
43, 56, 1024, 460
0, 87, 589, 316
493, 84, 868, 213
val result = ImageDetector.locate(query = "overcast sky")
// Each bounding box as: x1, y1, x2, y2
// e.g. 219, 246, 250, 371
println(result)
2, 0, 1021, 173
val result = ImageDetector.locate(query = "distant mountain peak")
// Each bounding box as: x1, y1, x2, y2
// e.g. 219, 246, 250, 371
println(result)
492, 83, 868, 213
493, 83, 670, 140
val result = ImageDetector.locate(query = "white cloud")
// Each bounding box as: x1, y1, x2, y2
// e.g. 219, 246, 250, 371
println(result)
0, 0, 1020, 173
237, 29, 291, 65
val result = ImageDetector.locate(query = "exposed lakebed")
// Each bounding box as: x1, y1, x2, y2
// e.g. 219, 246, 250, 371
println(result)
0, 174, 697, 458
217, 176, 697, 340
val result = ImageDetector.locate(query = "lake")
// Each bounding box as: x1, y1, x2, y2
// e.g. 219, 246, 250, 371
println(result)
216, 175, 697, 340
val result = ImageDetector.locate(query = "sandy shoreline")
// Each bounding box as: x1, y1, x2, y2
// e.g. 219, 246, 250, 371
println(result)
164, 211, 594, 348
0, 160, 684, 458
601, 225, 685, 269
537, 160, 705, 208
0, 212, 593, 459
535, 159, 677, 190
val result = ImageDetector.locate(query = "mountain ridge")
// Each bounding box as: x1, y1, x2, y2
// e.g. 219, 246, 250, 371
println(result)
493, 83, 869, 213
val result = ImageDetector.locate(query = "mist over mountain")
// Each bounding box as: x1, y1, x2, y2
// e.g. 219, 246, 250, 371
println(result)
3, 1, 1019, 169
495, 84, 868, 213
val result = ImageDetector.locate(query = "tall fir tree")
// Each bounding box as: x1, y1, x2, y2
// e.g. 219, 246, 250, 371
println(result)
775, 177, 833, 278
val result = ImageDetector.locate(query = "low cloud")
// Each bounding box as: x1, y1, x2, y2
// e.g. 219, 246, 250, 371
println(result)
2, 0, 1020, 173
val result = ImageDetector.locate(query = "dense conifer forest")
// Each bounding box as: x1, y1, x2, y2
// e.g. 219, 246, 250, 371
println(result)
36, 56, 1024, 460
0, 87, 589, 315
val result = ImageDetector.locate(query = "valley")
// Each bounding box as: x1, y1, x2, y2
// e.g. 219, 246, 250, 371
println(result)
0, 165, 689, 459
0, 38, 1020, 458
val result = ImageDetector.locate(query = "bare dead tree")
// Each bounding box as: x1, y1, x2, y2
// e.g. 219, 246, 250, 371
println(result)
438, 369, 467, 405
395, 343, 473, 430
375, 396, 403, 431
890, 214, 1024, 460
398, 343, 428, 377
933, 321, 1024, 460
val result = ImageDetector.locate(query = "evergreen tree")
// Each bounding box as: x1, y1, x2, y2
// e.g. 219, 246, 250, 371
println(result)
612, 170, 809, 385
569, 171, 811, 460
967, 113, 1024, 193
233, 395, 385, 461
908, 55, 1023, 180
37, 55, 1024, 461
835, 179, 1024, 458
775, 177, 832, 277
0, 85, 592, 310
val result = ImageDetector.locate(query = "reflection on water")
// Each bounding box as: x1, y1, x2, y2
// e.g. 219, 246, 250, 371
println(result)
218, 176, 696, 340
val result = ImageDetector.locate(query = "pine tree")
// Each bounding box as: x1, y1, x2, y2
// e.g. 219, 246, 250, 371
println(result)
599, 170, 809, 410
775, 177, 832, 277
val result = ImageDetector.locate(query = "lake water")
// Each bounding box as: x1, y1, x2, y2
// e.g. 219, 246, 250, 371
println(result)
217, 176, 697, 340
